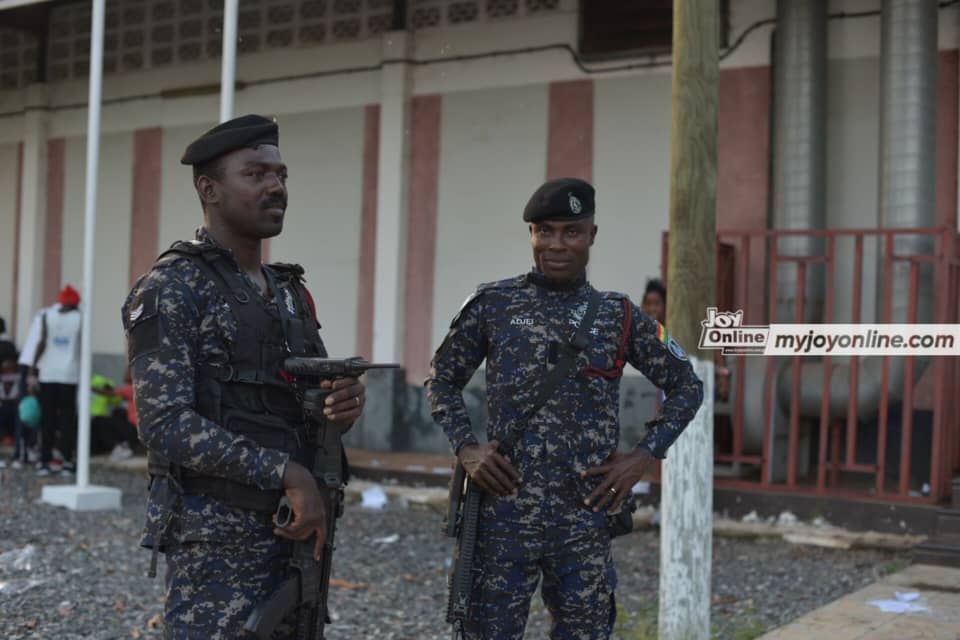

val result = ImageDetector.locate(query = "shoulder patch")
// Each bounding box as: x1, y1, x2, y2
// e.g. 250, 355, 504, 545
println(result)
125, 287, 162, 362
654, 321, 689, 361
668, 337, 688, 362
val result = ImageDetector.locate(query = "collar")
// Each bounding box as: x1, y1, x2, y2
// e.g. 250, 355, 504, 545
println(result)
526, 267, 588, 292
194, 227, 274, 300
195, 226, 227, 250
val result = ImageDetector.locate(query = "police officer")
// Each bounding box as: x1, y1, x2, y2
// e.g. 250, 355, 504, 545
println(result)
122, 114, 366, 638
426, 177, 704, 640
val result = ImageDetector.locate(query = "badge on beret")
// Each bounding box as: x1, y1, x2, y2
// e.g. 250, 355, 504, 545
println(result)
523, 177, 595, 222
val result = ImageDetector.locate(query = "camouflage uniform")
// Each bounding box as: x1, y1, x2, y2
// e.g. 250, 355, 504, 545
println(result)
426, 270, 704, 640
122, 229, 319, 639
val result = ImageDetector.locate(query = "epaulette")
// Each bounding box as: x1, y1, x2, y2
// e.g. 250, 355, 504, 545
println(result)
478, 275, 527, 293
157, 239, 225, 262
449, 276, 525, 328
602, 290, 631, 302
266, 262, 306, 283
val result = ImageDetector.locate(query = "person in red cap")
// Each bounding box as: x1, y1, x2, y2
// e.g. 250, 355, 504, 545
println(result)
33, 284, 83, 476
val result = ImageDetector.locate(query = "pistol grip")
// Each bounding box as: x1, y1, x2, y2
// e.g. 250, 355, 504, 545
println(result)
303, 388, 332, 419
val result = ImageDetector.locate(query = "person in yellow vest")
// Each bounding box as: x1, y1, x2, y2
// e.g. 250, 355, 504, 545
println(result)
90, 373, 138, 459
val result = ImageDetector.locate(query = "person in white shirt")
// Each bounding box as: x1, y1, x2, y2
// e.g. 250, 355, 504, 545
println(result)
34, 285, 83, 476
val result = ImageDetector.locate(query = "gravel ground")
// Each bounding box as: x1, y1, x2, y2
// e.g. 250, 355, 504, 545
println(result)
0, 465, 909, 639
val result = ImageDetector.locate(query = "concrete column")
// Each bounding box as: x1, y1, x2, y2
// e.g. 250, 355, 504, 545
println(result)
15, 87, 50, 341
372, 31, 413, 364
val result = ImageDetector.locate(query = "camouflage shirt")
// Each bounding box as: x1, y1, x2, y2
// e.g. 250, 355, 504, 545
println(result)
426, 270, 704, 527
122, 228, 303, 547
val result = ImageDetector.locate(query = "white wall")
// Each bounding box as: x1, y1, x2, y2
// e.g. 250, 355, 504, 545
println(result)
159, 123, 214, 251
60, 137, 85, 301
268, 108, 365, 357
0, 143, 17, 333
60, 132, 134, 355
592, 73, 673, 304
431, 84, 548, 351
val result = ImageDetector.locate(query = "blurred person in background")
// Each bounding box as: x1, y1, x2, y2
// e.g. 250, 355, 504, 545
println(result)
34, 285, 83, 477
89, 372, 139, 460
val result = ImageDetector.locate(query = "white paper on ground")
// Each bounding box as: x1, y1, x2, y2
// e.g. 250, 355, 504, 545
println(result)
867, 591, 929, 614
895, 592, 920, 602
372, 534, 400, 544
361, 486, 388, 509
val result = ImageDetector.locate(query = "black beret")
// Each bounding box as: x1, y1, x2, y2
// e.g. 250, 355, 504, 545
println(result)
181, 114, 279, 165
523, 177, 596, 223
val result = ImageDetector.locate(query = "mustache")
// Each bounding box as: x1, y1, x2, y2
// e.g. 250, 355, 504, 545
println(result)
261, 197, 287, 210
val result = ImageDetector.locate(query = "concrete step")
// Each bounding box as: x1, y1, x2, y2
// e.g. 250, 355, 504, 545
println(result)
935, 508, 960, 543
910, 504, 960, 568
912, 541, 960, 569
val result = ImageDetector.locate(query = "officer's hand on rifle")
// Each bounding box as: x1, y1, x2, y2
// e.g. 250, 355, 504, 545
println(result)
581, 448, 657, 513
458, 440, 521, 497
276, 461, 328, 560
320, 377, 365, 432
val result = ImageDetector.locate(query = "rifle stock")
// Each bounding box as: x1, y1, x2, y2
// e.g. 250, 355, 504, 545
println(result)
244, 576, 300, 640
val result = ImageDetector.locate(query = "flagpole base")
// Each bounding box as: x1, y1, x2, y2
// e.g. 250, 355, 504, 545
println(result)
41, 484, 122, 511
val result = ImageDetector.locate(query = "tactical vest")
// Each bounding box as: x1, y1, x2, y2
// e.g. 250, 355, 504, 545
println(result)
147, 240, 327, 513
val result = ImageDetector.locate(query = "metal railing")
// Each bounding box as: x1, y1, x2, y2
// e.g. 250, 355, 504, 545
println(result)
661, 227, 960, 505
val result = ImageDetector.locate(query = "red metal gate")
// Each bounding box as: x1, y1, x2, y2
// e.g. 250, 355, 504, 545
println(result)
661, 227, 960, 505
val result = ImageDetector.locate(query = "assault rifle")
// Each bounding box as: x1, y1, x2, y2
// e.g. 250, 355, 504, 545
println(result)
245, 357, 400, 640
444, 460, 482, 640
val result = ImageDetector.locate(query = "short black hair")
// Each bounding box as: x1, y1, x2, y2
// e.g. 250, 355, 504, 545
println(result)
193, 156, 226, 184
644, 278, 666, 303
192, 156, 226, 208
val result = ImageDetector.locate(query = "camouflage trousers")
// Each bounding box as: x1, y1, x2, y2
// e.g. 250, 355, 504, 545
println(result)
162, 537, 300, 639
465, 521, 617, 640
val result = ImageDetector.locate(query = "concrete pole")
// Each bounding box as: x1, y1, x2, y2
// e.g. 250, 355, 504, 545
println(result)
658, 0, 719, 638
220, 0, 238, 122
41, 0, 121, 511
372, 31, 412, 363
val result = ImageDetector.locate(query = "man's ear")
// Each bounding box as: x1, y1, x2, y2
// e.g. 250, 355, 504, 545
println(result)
196, 175, 219, 206
529, 223, 535, 236
590, 224, 598, 245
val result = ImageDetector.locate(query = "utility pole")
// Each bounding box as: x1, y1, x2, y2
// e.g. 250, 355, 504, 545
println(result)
659, 0, 719, 638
